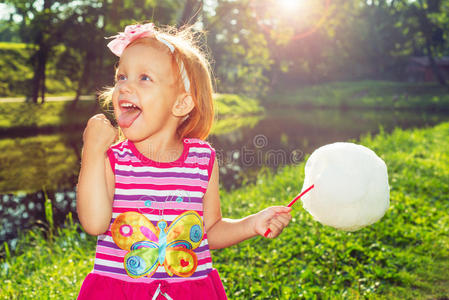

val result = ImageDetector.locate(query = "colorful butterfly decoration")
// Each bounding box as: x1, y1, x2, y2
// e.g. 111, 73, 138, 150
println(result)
111, 210, 204, 278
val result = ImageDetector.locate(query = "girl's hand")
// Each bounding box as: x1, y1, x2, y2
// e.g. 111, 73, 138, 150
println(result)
252, 206, 292, 239
82, 114, 118, 154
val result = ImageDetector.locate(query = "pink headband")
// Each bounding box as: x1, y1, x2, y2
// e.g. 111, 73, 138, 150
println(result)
106, 23, 191, 92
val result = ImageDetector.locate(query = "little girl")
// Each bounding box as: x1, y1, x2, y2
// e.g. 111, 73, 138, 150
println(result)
76, 23, 292, 300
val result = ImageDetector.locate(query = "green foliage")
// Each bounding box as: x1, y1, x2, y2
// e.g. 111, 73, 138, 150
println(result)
2, 0, 449, 99
208, 1, 273, 97
0, 20, 21, 43
43, 187, 54, 241
0, 43, 34, 97
1, 121, 448, 298
0, 0, 189, 100
267, 80, 449, 111
214, 93, 264, 117
0, 42, 74, 97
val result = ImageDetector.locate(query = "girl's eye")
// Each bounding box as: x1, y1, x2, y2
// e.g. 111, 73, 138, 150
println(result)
116, 74, 127, 82
141, 74, 152, 81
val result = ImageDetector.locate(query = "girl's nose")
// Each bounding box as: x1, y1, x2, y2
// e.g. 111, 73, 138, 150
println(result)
118, 80, 134, 94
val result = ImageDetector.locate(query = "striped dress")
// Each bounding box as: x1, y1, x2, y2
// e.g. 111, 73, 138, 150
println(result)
92, 137, 217, 283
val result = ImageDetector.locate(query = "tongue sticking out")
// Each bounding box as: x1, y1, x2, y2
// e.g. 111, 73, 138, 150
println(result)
118, 107, 141, 128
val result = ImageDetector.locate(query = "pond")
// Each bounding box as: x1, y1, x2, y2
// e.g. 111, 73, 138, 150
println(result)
1, 106, 448, 249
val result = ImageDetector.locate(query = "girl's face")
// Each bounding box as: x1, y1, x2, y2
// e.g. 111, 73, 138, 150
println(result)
111, 41, 181, 141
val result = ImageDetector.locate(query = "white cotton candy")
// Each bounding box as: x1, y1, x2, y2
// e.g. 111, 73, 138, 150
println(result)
301, 142, 389, 231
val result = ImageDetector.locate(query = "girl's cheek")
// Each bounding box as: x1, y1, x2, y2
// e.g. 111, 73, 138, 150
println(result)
111, 89, 120, 114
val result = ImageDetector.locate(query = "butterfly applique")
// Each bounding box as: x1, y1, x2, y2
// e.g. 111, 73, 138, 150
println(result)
111, 210, 204, 278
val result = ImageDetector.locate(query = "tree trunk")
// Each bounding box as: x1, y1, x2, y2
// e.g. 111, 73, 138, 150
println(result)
30, 63, 40, 104
38, 0, 54, 104
31, 43, 46, 104
31, 33, 41, 104
40, 46, 48, 104
73, 49, 92, 108
178, 0, 203, 27
73, 64, 85, 106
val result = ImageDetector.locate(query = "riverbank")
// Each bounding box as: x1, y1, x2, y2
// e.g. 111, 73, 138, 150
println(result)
265, 80, 449, 111
0, 93, 263, 136
1, 121, 448, 299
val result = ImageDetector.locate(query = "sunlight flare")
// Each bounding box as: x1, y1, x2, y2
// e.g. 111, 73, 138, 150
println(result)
278, 0, 303, 11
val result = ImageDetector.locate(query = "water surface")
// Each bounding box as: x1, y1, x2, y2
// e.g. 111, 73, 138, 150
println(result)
1, 107, 448, 247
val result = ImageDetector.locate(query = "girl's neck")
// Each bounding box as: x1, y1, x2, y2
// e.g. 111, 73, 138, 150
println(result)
132, 132, 184, 163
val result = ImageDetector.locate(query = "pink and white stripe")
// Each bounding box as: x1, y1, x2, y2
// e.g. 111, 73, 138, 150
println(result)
91, 137, 217, 283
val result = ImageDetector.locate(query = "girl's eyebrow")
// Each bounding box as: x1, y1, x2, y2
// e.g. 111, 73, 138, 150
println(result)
116, 64, 159, 80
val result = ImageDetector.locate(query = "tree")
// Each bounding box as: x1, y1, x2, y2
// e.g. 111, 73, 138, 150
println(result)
206, 0, 273, 97
4, 0, 184, 104
416, 0, 447, 86
5, 0, 81, 103
178, 0, 203, 26
390, 0, 448, 87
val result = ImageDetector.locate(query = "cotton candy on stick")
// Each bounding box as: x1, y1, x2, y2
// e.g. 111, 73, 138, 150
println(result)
301, 142, 390, 231
264, 142, 389, 237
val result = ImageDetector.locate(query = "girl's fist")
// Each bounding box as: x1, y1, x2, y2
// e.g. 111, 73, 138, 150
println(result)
82, 114, 118, 153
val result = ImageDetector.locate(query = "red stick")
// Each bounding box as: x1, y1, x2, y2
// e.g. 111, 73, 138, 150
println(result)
264, 184, 315, 238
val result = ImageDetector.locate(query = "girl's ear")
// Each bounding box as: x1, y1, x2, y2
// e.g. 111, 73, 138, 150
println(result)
172, 93, 194, 118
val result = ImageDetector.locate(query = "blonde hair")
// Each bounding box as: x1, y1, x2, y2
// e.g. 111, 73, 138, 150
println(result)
99, 24, 215, 142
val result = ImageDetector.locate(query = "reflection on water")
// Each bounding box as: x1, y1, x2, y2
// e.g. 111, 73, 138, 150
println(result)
210, 108, 449, 190
0, 133, 82, 193
1, 108, 448, 247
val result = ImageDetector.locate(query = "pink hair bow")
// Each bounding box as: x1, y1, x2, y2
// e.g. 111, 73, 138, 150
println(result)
106, 23, 156, 57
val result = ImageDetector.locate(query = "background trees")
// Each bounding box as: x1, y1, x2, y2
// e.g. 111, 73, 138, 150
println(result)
0, 0, 448, 100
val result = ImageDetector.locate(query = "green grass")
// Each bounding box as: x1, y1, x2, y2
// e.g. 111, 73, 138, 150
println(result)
265, 80, 449, 111
1, 213, 96, 299
214, 122, 449, 299
1, 122, 448, 299
0, 42, 28, 50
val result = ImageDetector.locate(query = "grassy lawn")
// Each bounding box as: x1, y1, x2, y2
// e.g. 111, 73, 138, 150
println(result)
265, 80, 449, 111
1, 121, 448, 299
0, 94, 264, 134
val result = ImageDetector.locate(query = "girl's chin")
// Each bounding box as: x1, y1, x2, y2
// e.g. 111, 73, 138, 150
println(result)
120, 127, 150, 142
121, 129, 140, 139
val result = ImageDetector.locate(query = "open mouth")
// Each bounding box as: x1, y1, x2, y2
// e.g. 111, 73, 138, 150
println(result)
118, 100, 142, 128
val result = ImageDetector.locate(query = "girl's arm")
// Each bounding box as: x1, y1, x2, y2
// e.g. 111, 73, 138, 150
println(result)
204, 158, 292, 249
76, 114, 117, 236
